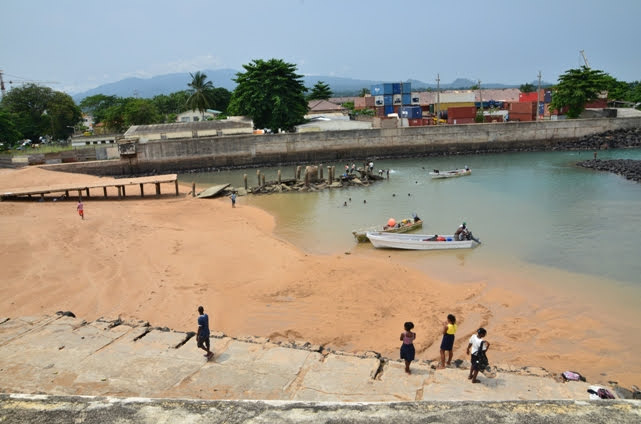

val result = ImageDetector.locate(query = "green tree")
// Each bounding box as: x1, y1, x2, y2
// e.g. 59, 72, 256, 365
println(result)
102, 103, 127, 133
186, 71, 214, 119
519, 83, 535, 93
0, 108, 23, 146
46, 91, 83, 139
549, 66, 609, 118
123, 98, 161, 126
79, 94, 120, 124
228, 58, 308, 131
308, 81, 333, 100
358, 88, 370, 97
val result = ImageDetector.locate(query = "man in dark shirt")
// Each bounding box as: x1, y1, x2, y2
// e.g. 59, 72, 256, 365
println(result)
197, 306, 213, 359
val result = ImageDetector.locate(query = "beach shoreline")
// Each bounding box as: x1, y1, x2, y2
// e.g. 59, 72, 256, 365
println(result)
0, 166, 639, 392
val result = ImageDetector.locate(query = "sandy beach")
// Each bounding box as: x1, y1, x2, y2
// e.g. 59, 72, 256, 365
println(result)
1, 166, 640, 391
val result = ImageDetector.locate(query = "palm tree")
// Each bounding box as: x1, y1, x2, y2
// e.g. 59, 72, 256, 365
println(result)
187, 71, 214, 120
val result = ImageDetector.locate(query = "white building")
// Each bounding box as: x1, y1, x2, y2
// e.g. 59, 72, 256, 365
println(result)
176, 109, 221, 122
124, 118, 254, 143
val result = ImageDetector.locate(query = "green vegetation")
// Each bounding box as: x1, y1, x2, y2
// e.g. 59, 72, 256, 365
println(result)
0, 83, 81, 144
228, 58, 308, 132
308, 81, 333, 100
550, 66, 609, 118
519, 83, 535, 93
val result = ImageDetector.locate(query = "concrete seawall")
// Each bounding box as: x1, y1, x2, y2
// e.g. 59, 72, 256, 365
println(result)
43, 117, 641, 176
0, 314, 639, 423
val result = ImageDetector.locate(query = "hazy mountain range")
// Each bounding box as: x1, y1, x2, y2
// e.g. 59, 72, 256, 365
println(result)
72, 68, 550, 102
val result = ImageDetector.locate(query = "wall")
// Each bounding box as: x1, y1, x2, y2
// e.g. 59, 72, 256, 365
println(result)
44, 117, 641, 176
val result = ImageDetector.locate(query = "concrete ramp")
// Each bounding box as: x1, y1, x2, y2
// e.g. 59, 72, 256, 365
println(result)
197, 184, 230, 198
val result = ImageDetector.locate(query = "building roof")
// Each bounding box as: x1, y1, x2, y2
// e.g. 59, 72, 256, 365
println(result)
125, 119, 252, 136
308, 99, 346, 113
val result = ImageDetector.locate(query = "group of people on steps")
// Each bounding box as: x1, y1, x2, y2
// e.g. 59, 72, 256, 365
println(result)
400, 316, 489, 383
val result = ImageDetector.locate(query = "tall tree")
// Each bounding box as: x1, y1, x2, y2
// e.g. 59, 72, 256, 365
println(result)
186, 71, 214, 119
1, 84, 81, 140
79, 94, 120, 124
358, 88, 370, 97
47, 91, 83, 139
308, 81, 333, 100
228, 58, 308, 131
519, 83, 535, 93
123, 98, 161, 126
0, 108, 23, 146
549, 66, 609, 118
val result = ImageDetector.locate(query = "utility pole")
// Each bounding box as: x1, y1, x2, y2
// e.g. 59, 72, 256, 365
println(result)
436, 73, 440, 125
537, 71, 542, 121
0, 70, 5, 99
478, 79, 483, 119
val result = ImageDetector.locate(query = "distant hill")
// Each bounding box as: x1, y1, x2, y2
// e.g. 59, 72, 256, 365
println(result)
72, 69, 551, 102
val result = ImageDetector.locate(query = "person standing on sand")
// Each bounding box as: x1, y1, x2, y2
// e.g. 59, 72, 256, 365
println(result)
438, 314, 457, 369
197, 306, 214, 359
400, 321, 416, 374
467, 328, 489, 383
76, 199, 84, 220
230, 191, 237, 208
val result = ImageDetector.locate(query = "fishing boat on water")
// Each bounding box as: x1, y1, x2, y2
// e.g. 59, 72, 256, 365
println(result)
352, 217, 423, 243
366, 232, 480, 250
429, 167, 471, 179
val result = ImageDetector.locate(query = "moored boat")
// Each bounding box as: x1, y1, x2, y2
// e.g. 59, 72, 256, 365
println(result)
353, 218, 423, 243
366, 232, 480, 250
429, 168, 471, 179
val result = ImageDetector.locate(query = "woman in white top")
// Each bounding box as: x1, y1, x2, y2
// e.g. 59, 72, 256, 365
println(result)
466, 328, 489, 383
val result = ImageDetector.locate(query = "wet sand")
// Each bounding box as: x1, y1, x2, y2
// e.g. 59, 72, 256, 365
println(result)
1, 166, 639, 390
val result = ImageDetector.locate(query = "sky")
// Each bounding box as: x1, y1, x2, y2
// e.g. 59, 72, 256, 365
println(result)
1, 0, 640, 95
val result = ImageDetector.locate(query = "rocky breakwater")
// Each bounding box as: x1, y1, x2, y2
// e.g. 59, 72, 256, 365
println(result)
556, 127, 641, 151
577, 159, 641, 183
228, 165, 385, 196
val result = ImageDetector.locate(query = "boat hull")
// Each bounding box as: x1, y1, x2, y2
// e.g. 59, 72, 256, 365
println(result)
353, 220, 423, 243
366, 232, 478, 250
429, 169, 471, 179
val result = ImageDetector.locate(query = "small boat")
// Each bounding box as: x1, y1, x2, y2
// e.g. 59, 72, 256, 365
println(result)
429, 168, 471, 179
366, 232, 480, 250
352, 219, 423, 243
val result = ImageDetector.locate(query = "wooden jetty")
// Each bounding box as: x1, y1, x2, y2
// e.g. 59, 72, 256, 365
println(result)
0, 174, 180, 201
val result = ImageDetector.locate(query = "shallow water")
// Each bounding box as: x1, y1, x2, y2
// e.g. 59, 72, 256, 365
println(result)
181, 148, 641, 288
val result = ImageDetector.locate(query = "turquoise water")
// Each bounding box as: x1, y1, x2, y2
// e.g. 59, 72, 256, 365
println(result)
181, 149, 641, 287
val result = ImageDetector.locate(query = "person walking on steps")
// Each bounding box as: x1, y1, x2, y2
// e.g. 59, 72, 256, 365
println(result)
438, 314, 457, 369
197, 306, 214, 359
400, 321, 416, 374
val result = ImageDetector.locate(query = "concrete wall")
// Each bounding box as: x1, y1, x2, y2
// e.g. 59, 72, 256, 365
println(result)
44, 117, 641, 176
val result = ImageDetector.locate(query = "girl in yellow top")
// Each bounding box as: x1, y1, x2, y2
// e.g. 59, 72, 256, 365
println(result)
438, 314, 457, 369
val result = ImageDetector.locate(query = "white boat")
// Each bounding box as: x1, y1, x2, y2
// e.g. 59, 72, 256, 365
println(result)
429, 168, 471, 179
366, 232, 480, 250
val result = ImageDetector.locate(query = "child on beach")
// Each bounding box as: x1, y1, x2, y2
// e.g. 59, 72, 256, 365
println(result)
438, 314, 457, 369
466, 328, 489, 383
76, 199, 84, 220
230, 191, 237, 208
400, 321, 416, 374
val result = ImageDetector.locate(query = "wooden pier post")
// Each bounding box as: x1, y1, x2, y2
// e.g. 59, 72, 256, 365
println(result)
192, 182, 196, 197
296, 166, 301, 180
155, 183, 161, 196
261, 174, 266, 187
327, 166, 332, 183
65, 190, 69, 197
319, 165, 323, 180
304, 169, 310, 186
175, 179, 179, 196
257, 170, 261, 186
78, 189, 83, 198
243, 174, 248, 190
85, 188, 90, 197
331, 166, 336, 182
278, 170, 282, 184
140, 183, 145, 197
103, 187, 107, 197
